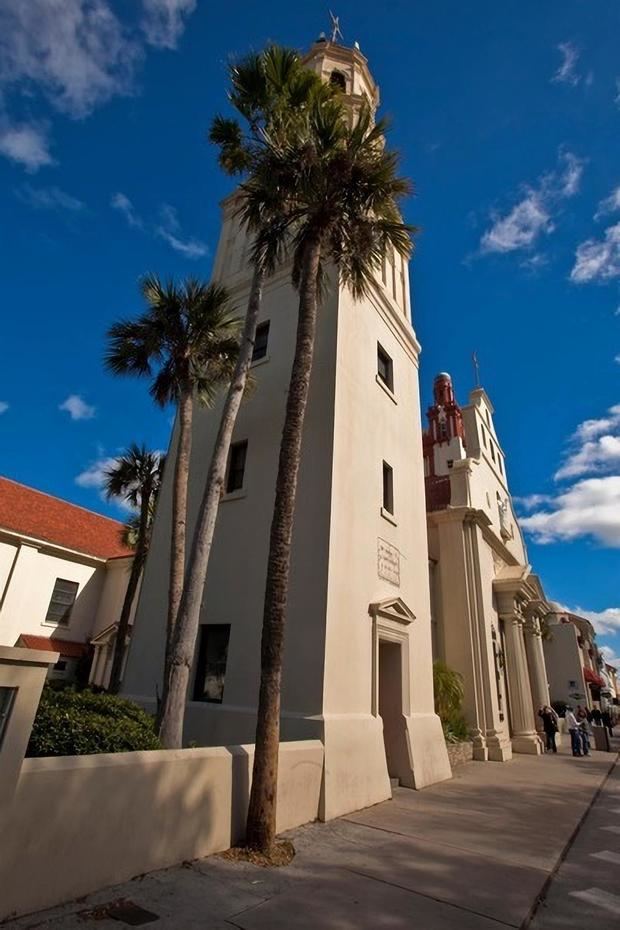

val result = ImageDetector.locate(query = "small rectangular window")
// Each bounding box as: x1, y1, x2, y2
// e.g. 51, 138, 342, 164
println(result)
45, 578, 78, 625
382, 461, 394, 514
193, 624, 231, 703
377, 344, 394, 392
0, 687, 17, 749
226, 440, 247, 493
252, 321, 270, 362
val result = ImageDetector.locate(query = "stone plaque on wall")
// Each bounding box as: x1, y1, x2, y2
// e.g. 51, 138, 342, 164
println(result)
377, 538, 400, 586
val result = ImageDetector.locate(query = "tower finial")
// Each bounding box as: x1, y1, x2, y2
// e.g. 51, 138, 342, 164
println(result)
472, 351, 481, 388
329, 11, 343, 43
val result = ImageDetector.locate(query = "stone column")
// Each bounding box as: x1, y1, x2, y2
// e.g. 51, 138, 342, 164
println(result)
503, 615, 543, 755
524, 618, 551, 734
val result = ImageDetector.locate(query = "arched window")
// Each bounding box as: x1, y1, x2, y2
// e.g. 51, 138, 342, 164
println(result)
330, 70, 346, 91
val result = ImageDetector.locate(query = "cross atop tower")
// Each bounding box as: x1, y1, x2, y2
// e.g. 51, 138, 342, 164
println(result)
329, 11, 343, 44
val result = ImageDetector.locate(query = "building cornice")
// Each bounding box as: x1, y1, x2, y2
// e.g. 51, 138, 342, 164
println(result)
0, 527, 109, 567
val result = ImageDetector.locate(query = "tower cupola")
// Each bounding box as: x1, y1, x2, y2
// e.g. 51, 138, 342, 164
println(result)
303, 32, 380, 118
423, 372, 467, 479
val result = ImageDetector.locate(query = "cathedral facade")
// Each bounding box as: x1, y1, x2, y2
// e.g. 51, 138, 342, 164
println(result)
425, 373, 550, 760
123, 38, 451, 821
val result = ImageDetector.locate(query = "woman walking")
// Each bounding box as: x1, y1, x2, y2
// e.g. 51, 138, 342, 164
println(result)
538, 705, 559, 753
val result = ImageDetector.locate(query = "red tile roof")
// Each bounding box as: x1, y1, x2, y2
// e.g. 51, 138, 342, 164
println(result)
0, 476, 133, 559
17, 634, 90, 658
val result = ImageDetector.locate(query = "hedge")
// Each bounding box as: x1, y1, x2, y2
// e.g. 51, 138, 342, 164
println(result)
26, 686, 161, 757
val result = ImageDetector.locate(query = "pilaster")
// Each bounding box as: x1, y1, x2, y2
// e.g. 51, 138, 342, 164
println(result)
523, 614, 551, 734
496, 588, 542, 755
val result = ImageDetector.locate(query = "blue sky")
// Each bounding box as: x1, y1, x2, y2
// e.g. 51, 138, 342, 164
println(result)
0, 1, 618, 661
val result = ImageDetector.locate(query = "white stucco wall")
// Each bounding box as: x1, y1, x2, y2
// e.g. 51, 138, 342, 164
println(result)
544, 622, 587, 706
93, 557, 135, 637
0, 740, 323, 920
0, 537, 106, 648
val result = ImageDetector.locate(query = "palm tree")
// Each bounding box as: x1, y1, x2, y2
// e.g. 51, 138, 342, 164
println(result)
157, 47, 328, 749
241, 96, 415, 852
104, 445, 164, 694
105, 276, 241, 700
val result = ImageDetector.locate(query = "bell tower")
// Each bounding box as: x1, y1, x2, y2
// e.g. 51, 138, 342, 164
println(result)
303, 34, 380, 120
123, 32, 451, 821
423, 372, 467, 478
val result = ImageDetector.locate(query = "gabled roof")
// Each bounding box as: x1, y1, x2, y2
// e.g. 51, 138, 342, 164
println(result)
0, 476, 132, 560
17, 634, 90, 658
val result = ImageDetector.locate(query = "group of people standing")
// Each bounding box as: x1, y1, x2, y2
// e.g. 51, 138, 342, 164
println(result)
538, 704, 615, 757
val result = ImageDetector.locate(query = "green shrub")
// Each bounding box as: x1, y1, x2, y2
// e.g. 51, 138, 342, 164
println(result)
433, 660, 470, 744
26, 686, 161, 757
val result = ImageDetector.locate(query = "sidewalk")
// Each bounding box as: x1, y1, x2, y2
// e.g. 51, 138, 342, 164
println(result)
5, 743, 618, 930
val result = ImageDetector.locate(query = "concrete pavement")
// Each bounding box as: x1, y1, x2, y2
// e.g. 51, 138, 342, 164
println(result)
5, 742, 618, 930
530, 743, 620, 929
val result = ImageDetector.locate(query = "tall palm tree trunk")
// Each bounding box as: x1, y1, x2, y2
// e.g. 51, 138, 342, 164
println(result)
109, 485, 151, 694
160, 390, 193, 715
246, 237, 322, 852
159, 265, 265, 748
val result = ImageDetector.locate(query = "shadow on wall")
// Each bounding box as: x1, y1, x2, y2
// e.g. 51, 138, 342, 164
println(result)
0, 736, 322, 920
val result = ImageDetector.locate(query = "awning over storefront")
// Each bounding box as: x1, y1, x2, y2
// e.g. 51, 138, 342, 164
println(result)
583, 666, 605, 687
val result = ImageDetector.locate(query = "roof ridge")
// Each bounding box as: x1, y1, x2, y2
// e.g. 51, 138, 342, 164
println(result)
0, 475, 126, 528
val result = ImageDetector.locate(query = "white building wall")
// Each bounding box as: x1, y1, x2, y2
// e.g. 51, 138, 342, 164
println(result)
93, 557, 135, 637
0, 539, 106, 647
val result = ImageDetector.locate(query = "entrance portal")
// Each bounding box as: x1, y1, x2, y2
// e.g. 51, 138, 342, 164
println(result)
378, 639, 410, 784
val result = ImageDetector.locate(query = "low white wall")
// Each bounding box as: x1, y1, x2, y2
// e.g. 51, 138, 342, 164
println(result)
0, 739, 323, 921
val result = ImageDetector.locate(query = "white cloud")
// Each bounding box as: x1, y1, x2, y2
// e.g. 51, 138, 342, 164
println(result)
552, 403, 620, 479
520, 402, 620, 547
513, 493, 552, 510
557, 151, 584, 197
520, 476, 620, 547
0, 123, 54, 171
75, 455, 118, 489
141, 0, 197, 49
595, 185, 620, 221
0, 0, 141, 119
59, 394, 96, 420
113, 196, 208, 259
16, 183, 84, 211
555, 435, 620, 480
615, 79, 620, 109
574, 404, 620, 441
599, 642, 620, 665
481, 193, 553, 254
520, 253, 549, 273
0, 402, 9, 414
111, 191, 144, 229
0, 1, 196, 170
570, 221, 620, 283
552, 42, 581, 86
480, 150, 584, 256
157, 228, 209, 259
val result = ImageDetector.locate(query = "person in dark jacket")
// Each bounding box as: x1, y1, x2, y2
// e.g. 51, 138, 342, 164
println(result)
538, 705, 559, 753
602, 709, 614, 738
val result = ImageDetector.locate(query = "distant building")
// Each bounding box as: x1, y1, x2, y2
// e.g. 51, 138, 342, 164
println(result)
0, 476, 134, 687
425, 373, 550, 760
544, 605, 611, 710
605, 663, 618, 705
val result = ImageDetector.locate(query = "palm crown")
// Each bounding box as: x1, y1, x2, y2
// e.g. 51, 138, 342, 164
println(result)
241, 98, 415, 301
103, 444, 163, 512
209, 46, 332, 179
105, 275, 241, 408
